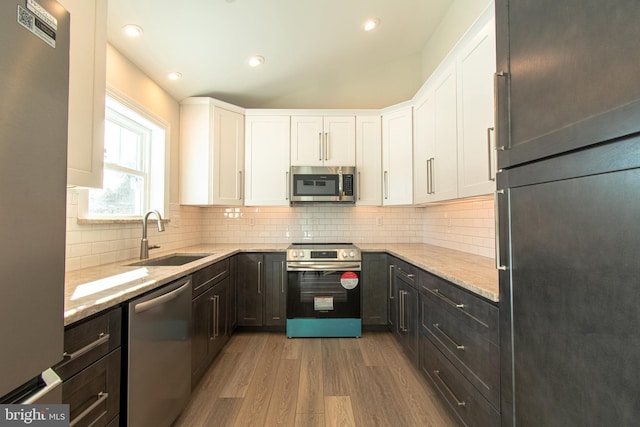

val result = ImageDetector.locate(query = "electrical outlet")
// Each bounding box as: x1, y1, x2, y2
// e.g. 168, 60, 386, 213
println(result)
376, 216, 383, 226
248, 217, 255, 226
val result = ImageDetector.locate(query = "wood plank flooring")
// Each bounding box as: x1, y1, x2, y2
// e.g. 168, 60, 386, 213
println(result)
173, 331, 457, 427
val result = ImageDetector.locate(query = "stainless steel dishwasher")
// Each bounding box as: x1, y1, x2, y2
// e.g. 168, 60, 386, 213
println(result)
127, 276, 192, 427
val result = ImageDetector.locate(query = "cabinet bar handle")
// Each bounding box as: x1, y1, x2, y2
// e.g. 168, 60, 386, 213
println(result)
69, 392, 109, 427
214, 295, 217, 341
388, 264, 395, 299
63, 333, 110, 361
257, 261, 263, 294
429, 288, 465, 309
285, 171, 289, 200
281, 261, 286, 293
487, 127, 496, 181
318, 133, 322, 161
215, 295, 220, 337
494, 71, 509, 151
358, 171, 361, 200
433, 370, 466, 407
429, 158, 435, 194
324, 132, 329, 160
433, 323, 465, 350
495, 190, 507, 271
399, 290, 405, 331
396, 267, 415, 282
383, 171, 389, 199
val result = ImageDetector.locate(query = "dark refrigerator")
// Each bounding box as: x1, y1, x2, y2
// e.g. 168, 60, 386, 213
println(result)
496, 0, 640, 425
0, 0, 69, 403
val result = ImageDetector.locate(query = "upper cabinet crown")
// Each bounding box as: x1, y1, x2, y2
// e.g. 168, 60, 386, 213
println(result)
180, 98, 245, 206
62, 0, 107, 188
290, 115, 356, 166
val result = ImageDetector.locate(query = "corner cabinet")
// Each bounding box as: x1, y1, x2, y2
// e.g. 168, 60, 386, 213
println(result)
180, 98, 245, 205
244, 115, 291, 206
382, 105, 413, 205
290, 115, 356, 166
61, 0, 107, 188
413, 7, 496, 204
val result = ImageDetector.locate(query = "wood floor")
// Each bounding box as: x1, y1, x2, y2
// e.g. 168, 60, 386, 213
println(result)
172, 331, 457, 427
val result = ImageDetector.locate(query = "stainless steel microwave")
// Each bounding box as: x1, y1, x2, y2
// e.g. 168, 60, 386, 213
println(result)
290, 166, 356, 204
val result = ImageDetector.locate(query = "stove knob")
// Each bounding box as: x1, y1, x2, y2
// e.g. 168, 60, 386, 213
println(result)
291, 251, 297, 258
349, 251, 355, 258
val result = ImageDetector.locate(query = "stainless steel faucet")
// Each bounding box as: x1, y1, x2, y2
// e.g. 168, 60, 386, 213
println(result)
140, 210, 165, 259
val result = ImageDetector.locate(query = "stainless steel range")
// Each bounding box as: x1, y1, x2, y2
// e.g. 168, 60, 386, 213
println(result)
286, 243, 362, 338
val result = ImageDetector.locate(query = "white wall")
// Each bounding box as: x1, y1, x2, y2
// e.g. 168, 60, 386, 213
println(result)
420, 0, 494, 81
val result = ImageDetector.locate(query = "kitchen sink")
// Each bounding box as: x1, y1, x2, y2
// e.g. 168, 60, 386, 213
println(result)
127, 253, 212, 267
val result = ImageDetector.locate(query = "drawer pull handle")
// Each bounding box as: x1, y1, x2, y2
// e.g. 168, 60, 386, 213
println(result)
63, 333, 110, 361
69, 392, 109, 427
433, 323, 465, 350
433, 370, 466, 407
430, 288, 465, 309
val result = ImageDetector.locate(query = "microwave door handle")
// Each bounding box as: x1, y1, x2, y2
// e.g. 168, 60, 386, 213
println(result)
338, 173, 343, 200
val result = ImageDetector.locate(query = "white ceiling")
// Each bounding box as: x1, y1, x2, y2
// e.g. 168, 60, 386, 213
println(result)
107, 0, 454, 109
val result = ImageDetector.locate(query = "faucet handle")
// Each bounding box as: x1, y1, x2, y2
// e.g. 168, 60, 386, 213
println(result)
148, 245, 161, 250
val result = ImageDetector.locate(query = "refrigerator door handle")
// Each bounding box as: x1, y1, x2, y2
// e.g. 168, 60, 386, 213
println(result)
495, 189, 507, 271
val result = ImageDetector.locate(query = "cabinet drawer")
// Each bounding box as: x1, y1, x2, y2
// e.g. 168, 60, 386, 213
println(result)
391, 258, 417, 289
419, 271, 498, 344
421, 293, 500, 408
54, 308, 121, 380
420, 335, 499, 427
63, 348, 121, 427
193, 258, 230, 297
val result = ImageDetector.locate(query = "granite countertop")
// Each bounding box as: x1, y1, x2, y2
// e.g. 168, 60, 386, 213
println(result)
64, 243, 498, 326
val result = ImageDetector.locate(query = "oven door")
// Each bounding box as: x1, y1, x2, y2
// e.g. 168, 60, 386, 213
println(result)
287, 268, 361, 319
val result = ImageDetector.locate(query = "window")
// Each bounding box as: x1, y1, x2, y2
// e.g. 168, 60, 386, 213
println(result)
85, 93, 167, 218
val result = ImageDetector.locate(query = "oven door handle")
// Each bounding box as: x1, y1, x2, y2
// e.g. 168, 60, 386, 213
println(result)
286, 262, 361, 272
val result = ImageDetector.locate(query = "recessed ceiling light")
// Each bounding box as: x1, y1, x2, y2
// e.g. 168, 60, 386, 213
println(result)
123, 24, 144, 37
168, 72, 182, 80
248, 56, 265, 67
363, 18, 380, 32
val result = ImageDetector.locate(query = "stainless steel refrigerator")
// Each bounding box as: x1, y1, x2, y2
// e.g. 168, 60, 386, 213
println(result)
0, 0, 69, 403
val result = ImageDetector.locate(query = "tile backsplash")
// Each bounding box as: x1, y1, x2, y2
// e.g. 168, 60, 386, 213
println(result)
65, 190, 494, 272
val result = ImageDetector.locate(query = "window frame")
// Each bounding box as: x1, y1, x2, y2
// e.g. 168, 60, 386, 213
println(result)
78, 87, 169, 221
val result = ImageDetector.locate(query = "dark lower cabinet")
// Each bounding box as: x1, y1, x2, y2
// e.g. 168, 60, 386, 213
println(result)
53, 308, 122, 427
362, 253, 388, 326
418, 270, 500, 424
420, 335, 500, 427
237, 252, 286, 328
191, 259, 231, 386
388, 257, 419, 368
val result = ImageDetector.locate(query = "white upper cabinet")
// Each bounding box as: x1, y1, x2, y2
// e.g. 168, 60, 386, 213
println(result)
413, 6, 496, 204
290, 115, 355, 166
457, 15, 497, 197
180, 98, 245, 206
244, 115, 291, 206
355, 115, 382, 206
382, 105, 413, 206
62, 0, 107, 188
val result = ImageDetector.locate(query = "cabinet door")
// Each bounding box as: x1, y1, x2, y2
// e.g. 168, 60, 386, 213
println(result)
214, 108, 244, 205
431, 64, 458, 202
457, 18, 496, 198
413, 93, 435, 204
209, 279, 229, 359
290, 116, 323, 166
362, 253, 388, 325
496, 0, 640, 168
382, 107, 413, 205
236, 253, 263, 326
323, 116, 356, 166
244, 116, 291, 205
191, 287, 213, 384
264, 253, 287, 326
355, 116, 382, 206
62, 0, 107, 188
